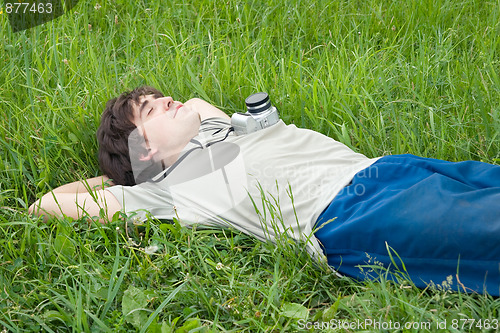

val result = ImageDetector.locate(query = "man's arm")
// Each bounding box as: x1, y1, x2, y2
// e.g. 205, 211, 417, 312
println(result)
50, 175, 114, 193
185, 98, 230, 121
28, 176, 121, 222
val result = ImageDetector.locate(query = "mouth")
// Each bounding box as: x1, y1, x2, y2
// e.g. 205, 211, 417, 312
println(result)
174, 104, 183, 118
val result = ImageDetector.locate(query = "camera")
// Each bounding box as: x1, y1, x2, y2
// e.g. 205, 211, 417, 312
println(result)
231, 92, 280, 135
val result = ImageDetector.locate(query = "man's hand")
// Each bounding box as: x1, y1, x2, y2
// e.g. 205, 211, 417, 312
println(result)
184, 98, 231, 121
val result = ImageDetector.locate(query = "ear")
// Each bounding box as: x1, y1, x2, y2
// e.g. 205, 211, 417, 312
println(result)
139, 148, 158, 161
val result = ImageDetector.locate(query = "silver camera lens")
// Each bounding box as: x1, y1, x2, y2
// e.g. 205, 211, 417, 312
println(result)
245, 92, 271, 114
231, 92, 280, 135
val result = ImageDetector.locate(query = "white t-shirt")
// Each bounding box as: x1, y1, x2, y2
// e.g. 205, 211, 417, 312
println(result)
107, 118, 380, 260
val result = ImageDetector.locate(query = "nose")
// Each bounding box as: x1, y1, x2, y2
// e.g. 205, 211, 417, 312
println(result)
158, 96, 174, 109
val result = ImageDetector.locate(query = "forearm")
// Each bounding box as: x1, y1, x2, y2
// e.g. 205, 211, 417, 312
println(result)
28, 175, 119, 222
29, 191, 87, 220
51, 176, 114, 194
29, 187, 120, 222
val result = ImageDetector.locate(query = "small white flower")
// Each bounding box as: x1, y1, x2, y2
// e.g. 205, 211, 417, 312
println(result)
215, 262, 224, 270
144, 245, 160, 255
94, 3, 101, 10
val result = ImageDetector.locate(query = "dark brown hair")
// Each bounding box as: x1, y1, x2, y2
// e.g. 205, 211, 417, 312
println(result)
97, 86, 164, 186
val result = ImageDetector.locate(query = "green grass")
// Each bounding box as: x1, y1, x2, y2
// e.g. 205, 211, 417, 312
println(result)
1, 0, 500, 331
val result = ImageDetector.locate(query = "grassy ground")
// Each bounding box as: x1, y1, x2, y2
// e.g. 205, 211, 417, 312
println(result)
1, 0, 499, 331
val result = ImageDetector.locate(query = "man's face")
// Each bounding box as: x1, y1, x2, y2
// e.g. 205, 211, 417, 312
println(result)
131, 94, 201, 165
